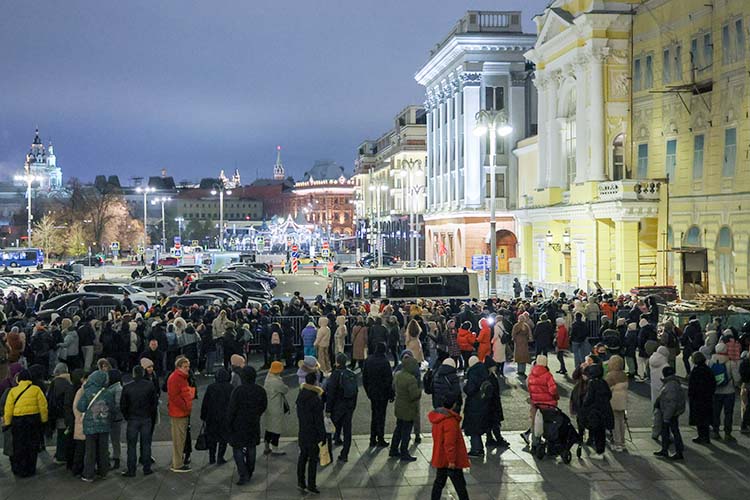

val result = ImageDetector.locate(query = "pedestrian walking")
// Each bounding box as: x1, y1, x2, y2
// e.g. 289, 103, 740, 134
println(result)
227, 365, 267, 486
296, 372, 325, 494
314, 317, 332, 375
709, 342, 740, 440
522, 355, 558, 446
351, 317, 368, 370
428, 393, 470, 500
649, 346, 670, 440
199, 368, 232, 465
362, 343, 393, 447
167, 357, 195, 473
326, 353, 358, 462
687, 351, 715, 444
120, 365, 158, 476
3, 369, 48, 477
653, 365, 686, 460
390, 354, 421, 462
533, 313, 554, 357
554, 317, 570, 375
432, 357, 462, 412
483, 357, 508, 447
262, 361, 290, 456
512, 316, 532, 378
581, 363, 613, 455
457, 321, 476, 371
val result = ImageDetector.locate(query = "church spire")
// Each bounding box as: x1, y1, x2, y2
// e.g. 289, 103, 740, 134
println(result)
273, 145, 285, 180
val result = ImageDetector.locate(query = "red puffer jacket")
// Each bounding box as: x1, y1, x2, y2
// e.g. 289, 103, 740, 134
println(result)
428, 408, 471, 469
457, 328, 476, 352
527, 364, 559, 407
167, 370, 195, 418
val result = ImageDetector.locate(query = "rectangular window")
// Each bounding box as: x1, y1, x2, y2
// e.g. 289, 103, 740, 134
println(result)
737, 19, 746, 59
693, 134, 705, 179
484, 173, 505, 199
637, 143, 649, 178
634, 58, 642, 91
703, 33, 713, 68
723, 128, 737, 177
565, 120, 577, 186
723, 25, 731, 64
645, 55, 654, 88
665, 139, 677, 181
484, 86, 505, 111
663, 48, 671, 84
674, 45, 683, 81
691, 38, 700, 69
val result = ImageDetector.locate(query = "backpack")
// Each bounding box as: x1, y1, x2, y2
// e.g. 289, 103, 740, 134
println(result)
166, 331, 177, 349
422, 368, 434, 395
711, 362, 729, 387
339, 369, 358, 399
501, 331, 511, 345
271, 332, 280, 345
479, 379, 493, 400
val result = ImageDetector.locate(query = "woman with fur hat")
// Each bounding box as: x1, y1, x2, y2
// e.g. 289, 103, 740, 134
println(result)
334, 316, 347, 356
296, 356, 322, 386
263, 361, 289, 456
314, 317, 332, 375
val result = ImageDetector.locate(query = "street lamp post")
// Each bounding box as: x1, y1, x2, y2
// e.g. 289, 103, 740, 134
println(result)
151, 196, 171, 250
14, 172, 37, 246
399, 161, 425, 264
369, 183, 388, 267
175, 217, 184, 242
210, 184, 232, 250
135, 186, 155, 248
474, 109, 513, 297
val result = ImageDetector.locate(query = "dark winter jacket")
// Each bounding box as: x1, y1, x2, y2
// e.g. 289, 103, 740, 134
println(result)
570, 319, 588, 343
462, 362, 490, 436
227, 366, 267, 448
533, 320, 555, 351
657, 375, 686, 421
486, 370, 504, 425
362, 352, 393, 402
431, 363, 462, 411
47, 374, 73, 425
325, 366, 358, 422
682, 320, 703, 352
393, 357, 421, 422
120, 375, 158, 421
200, 368, 233, 441
581, 364, 614, 431
296, 383, 326, 448
688, 362, 715, 427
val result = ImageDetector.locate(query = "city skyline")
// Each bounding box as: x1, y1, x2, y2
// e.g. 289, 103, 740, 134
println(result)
0, 0, 548, 182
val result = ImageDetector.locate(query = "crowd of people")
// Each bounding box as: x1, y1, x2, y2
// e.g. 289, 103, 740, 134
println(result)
2, 283, 750, 499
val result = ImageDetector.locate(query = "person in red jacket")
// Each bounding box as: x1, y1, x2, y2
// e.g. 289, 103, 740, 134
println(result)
457, 321, 476, 371
167, 357, 196, 472
476, 318, 492, 363
555, 317, 570, 375
428, 393, 470, 500
521, 355, 559, 444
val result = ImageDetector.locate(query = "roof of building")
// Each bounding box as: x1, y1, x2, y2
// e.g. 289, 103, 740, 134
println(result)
303, 160, 347, 182
148, 176, 177, 190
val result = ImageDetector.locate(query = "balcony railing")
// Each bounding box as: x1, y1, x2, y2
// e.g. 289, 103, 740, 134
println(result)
598, 179, 662, 201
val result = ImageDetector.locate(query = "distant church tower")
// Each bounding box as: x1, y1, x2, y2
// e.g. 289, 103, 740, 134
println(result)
23, 128, 62, 191
273, 145, 285, 180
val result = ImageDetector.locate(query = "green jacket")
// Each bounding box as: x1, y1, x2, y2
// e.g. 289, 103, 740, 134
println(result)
394, 357, 421, 422
76, 370, 114, 435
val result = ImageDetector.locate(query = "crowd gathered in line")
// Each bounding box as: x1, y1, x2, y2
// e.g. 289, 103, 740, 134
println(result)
2, 280, 750, 499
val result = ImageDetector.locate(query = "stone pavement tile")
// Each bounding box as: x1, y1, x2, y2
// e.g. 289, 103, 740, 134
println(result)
504, 472, 546, 483
267, 485, 341, 499
339, 486, 382, 499
514, 483, 569, 500
375, 485, 430, 499
481, 482, 533, 500
651, 479, 717, 500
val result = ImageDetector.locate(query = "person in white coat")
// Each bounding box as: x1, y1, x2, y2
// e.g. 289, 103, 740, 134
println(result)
262, 361, 290, 455
649, 346, 671, 440
492, 319, 507, 376
315, 317, 332, 375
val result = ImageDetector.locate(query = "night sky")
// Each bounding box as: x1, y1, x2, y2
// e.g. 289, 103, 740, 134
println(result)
0, 0, 549, 184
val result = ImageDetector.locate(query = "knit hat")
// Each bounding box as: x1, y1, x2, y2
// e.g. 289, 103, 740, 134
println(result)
691, 351, 707, 365
140, 357, 154, 370
484, 356, 497, 369
442, 357, 456, 368
299, 356, 320, 371
230, 354, 246, 367
536, 354, 548, 367
715, 342, 728, 354
616, 318, 626, 327
468, 355, 479, 368
639, 318, 649, 328
662, 366, 676, 379
269, 361, 284, 375
53, 362, 69, 376
61, 318, 73, 330
400, 349, 414, 359
556, 317, 565, 326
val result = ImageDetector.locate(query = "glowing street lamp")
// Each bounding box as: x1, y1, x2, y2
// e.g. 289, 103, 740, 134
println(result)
151, 196, 171, 250
135, 186, 155, 247
14, 172, 38, 246
210, 184, 232, 250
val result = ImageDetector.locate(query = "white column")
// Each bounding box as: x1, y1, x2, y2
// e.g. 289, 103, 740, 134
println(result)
509, 79, 526, 208
574, 59, 589, 184
445, 93, 453, 206
426, 110, 433, 209
454, 88, 461, 205
588, 48, 607, 181
431, 105, 439, 207
463, 76, 482, 207
546, 71, 565, 188
534, 74, 548, 190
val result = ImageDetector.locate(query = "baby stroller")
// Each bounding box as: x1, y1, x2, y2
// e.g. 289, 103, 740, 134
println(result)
530, 403, 582, 464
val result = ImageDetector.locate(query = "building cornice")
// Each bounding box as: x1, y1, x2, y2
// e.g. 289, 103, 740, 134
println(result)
514, 200, 659, 222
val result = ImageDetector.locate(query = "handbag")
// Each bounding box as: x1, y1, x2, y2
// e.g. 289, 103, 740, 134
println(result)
318, 441, 331, 467
194, 423, 208, 451
282, 398, 290, 415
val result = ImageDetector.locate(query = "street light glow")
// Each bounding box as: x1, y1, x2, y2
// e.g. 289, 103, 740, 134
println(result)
497, 124, 513, 137
473, 123, 488, 136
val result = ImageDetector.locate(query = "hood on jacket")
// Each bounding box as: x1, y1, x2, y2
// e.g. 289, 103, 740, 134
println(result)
428, 407, 461, 425
85, 370, 109, 391
336, 316, 347, 326
530, 363, 550, 378
584, 363, 604, 379
479, 318, 488, 329
215, 367, 231, 384
656, 346, 670, 358
608, 354, 625, 373
108, 369, 122, 386
300, 383, 324, 396
240, 365, 257, 385
401, 356, 419, 376
318, 317, 328, 328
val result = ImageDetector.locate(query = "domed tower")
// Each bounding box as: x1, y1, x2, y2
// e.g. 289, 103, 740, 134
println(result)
273, 145, 285, 180
22, 128, 63, 191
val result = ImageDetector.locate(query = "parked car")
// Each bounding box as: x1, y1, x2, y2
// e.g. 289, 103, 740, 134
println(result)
157, 256, 179, 266
69, 256, 105, 267
359, 252, 398, 268
163, 294, 223, 309
37, 293, 121, 320
77, 282, 153, 308
131, 276, 180, 296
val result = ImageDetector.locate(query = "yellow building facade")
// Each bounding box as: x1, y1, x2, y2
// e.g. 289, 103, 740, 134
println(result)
632, 0, 750, 296
516, 0, 661, 295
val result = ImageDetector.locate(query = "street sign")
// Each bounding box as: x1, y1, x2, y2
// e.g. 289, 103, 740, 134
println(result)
174, 236, 181, 244
291, 245, 298, 253
110, 241, 120, 250
174, 242, 181, 250
174, 248, 182, 257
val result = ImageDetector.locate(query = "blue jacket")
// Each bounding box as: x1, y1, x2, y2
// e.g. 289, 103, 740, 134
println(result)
76, 370, 115, 435
301, 325, 317, 347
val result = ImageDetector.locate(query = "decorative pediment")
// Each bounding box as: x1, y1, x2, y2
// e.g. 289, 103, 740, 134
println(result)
535, 8, 575, 49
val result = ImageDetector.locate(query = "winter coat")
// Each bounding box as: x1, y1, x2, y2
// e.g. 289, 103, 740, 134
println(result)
393, 357, 421, 422
491, 323, 507, 363
60, 329, 80, 360
405, 334, 424, 363
681, 320, 703, 353
334, 316, 347, 354
47, 374, 73, 426
167, 369, 195, 418
296, 383, 326, 447
648, 346, 670, 403
556, 324, 570, 351
457, 328, 476, 352
199, 369, 232, 441
709, 354, 740, 395
477, 319, 492, 362
527, 364, 558, 407
657, 375, 686, 421
431, 363, 462, 411
486, 370, 504, 424
369, 323, 388, 354
362, 352, 394, 402
512, 321, 532, 364
533, 320, 555, 352
351, 325, 368, 361
462, 361, 490, 436
3, 379, 48, 426
688, 362, 715, 427
581, 364, 614, 431
325, 366, 358, 422
121, 376, 158, 421
428, 408, 471, 469
227, 369, 267, 447
570, 319, 588, 343
314, 317, 331, 350
301, 324, 317, 348
605, 355, 628, 412
76, 370, 115, 435
72, 388, 85, 440
262, 372, 289, 435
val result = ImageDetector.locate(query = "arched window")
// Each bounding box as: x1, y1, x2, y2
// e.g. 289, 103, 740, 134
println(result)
684, 226, 701, 247
716, 226, 734, 293
612, 133, 625, 180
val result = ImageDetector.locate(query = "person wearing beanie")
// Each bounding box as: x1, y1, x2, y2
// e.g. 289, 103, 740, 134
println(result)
120, 365, 159, 476
229, 354, 246, 388
428, 391, 471, 500
296, 356, 321, 386
709, 341, 740, 440
58, 318, 80, 371
300, 321, 318, 358
681, 315, 703, 375
48, 362, 73, 464
363, 343, 394, 447
227, 365, 267, 486
688, 351, 715, 444
432, 357, 462, 414
325, 352, 358, 462
654, 366, 685, 460
263, 362, 290, 456
462, 354, 490, 457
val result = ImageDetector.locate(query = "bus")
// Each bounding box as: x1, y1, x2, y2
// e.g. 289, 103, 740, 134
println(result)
331, 267, 480, 302
0, 248, 44, 268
